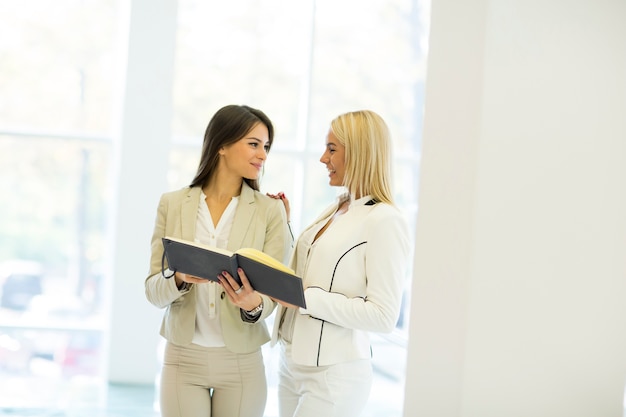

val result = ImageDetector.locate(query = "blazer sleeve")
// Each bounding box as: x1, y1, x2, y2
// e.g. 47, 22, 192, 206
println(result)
263, 197, 292, 265
251, 196, 292, 322
301, 208, 411, 333
145, 193, 185, 309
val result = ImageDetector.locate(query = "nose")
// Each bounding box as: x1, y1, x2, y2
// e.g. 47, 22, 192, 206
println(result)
320, 150, 329, 164
258, 147, 268, 160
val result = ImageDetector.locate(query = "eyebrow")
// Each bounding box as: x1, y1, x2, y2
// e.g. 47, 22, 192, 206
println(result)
248, 137, 268, 144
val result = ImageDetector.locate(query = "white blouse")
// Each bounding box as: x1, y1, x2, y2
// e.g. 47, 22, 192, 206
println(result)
191, 192, 239, 347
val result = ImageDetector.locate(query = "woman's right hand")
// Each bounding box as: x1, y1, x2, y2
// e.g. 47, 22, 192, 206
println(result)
266, 191, 290, 222
174, 272, 207, 289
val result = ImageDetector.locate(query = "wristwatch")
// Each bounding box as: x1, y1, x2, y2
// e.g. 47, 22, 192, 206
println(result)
246, 302, 264, 316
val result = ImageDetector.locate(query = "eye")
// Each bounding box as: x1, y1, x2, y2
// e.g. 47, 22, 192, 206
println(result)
264, 144, 270, 152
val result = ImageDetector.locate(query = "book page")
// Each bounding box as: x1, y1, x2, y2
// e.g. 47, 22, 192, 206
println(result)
163, 236, 234, 256
235, 247, 295, 274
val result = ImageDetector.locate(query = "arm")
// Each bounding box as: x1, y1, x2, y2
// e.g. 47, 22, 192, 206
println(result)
264, 196, 292, 264
144, 194, 189, 309
252, 197, 292, 320
266, 191, 294, 243
302, 209, 411, 333
221, 196, 292, 321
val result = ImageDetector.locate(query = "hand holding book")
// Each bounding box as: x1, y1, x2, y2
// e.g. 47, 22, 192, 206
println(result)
162, 237, 306, 308
217, 267, 263, 312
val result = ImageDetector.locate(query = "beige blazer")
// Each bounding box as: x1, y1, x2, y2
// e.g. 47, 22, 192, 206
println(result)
145, 182, 291, 353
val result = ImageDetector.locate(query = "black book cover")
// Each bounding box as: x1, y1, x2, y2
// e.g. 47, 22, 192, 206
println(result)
162, 237, 306, 308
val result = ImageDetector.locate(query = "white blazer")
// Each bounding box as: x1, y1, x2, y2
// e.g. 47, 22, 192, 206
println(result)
272, 195, 411, 366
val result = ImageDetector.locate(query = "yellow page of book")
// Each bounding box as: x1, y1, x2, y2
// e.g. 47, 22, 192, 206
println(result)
235, 247, 295, 274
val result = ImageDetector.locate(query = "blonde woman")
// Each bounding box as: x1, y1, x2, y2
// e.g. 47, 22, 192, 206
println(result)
225, 110, 410, 417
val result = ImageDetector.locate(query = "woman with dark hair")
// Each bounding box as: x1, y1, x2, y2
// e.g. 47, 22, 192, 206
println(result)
145, 104, 291, 417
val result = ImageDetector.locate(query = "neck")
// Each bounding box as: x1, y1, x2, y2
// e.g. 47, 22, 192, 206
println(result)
338, 198, 350, 213
203, 173, 243, 200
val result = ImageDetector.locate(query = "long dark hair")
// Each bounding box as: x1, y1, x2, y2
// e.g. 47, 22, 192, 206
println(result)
190, 105, 274, 191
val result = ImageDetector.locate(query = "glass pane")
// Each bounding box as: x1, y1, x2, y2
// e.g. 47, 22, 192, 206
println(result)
167, 146, 201, 191
172, 0, 313, 150
307, 0, 427, 156
168, 1, 428, 416
0, 328, 104, 408
0, 135, 111, 405
0, 0, 119, 134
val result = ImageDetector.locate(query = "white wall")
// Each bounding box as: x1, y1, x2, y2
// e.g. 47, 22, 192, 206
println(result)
106, 0, 178, 384
405, 0, 626, 416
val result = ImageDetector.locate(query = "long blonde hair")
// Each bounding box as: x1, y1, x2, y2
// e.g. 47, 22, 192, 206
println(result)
330, 110, 394, 204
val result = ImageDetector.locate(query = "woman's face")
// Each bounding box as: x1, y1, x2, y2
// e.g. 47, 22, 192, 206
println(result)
220, 122, 270, 180
320, 129, 346, 187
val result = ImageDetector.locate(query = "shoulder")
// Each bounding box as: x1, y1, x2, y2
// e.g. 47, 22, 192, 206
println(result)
158, 186, 198, 204
239, 183, 281, 209
369, 202, 403, 217
363, 203, 411, 254
251, 189, 283, 210
363, 202, 407, 228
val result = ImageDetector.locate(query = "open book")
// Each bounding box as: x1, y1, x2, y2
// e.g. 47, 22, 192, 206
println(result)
161, 236, 306, 308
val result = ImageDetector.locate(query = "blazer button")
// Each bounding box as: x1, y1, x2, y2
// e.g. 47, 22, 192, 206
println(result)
220, 292, 225, 299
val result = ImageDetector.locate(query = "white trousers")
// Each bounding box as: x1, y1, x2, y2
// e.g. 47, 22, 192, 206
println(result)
277, 343, 373, 417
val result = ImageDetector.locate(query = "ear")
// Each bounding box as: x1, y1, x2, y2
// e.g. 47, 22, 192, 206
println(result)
218, 146, 226, 156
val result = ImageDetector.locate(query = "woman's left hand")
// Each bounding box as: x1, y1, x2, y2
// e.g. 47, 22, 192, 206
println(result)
218, 268, 262, 311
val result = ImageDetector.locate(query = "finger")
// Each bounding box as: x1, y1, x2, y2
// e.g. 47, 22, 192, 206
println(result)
175, 272, 206, 284
220, 270, 243, 292
217, 272, 235, 291
237, 268, 258, 293
187, 274, 207, 282
218, 274, 241, 302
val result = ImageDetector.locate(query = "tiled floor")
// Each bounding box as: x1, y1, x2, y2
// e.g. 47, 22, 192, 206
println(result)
0, 383, 158, 417
0, 376, 403, 417
0, 380, 402, 416
0, 334, 405, 416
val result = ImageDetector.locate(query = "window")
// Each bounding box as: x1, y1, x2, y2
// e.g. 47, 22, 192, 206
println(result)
0, 0, 428, 414
168, 1, 428, 415
0, 0, 120, 407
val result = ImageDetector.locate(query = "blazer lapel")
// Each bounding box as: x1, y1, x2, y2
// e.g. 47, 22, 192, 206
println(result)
227, 182, 256, 251
181, 187, 201, 240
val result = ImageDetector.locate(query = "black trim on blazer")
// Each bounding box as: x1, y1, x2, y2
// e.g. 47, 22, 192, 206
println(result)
317, 321, 326, 366
328, 241, 366, 292
316, 241, 367, 366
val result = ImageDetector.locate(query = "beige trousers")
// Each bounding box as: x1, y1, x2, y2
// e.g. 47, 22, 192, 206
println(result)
160, 342, 267, 417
